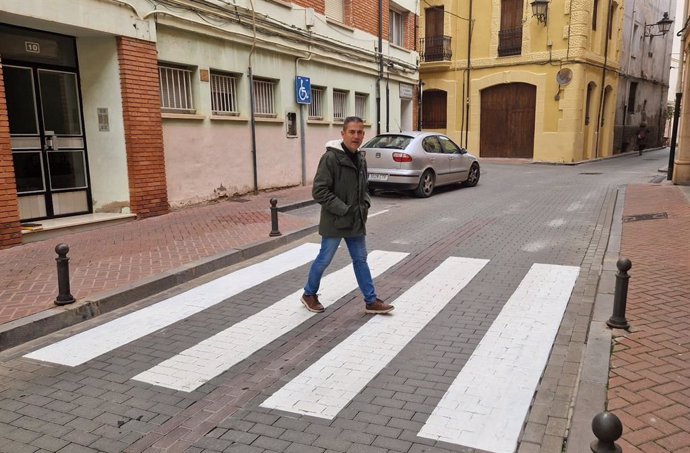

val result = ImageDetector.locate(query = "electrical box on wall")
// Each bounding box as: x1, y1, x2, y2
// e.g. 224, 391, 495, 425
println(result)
286, 112, 297, 137
305, 8, 315, 28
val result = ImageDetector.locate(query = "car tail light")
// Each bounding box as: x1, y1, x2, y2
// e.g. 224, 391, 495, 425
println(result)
392, 152, 413, 162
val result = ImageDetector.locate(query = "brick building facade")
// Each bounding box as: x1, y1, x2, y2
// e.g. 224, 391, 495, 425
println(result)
0, 0, 419, 249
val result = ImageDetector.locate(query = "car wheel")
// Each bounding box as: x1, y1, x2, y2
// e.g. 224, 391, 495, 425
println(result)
415, 170, 435, 198
464, 163, 480, 187
368, 186, 377, 196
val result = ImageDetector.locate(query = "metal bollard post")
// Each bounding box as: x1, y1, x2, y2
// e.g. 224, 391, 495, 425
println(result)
606, 258, 631, 330
269, 198, 282, 237
591, 411, 623, 453
54, 243, 76, 306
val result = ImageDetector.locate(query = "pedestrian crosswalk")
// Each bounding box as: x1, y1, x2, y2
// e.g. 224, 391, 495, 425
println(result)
418, 263, 579, 453
23, 243, 580, 453
260, 257, 489, 419
24, 243, 321, 366
132, 250, 408, 391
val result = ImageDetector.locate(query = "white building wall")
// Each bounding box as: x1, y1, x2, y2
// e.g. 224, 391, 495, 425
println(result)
154, 2, 418, 207
0, 0, 155, 41
2, 0, 418, 210
76, 37, 130, 212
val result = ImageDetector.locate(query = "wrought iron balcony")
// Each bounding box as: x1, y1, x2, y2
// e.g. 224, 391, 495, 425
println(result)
419, 36, 452, 62
498, 27, 522, 56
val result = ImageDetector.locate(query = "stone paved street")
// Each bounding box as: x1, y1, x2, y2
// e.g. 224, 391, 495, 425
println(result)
0, 150, 688, 453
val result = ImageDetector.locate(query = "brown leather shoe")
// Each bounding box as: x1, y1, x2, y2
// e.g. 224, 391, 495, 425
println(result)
301, 294, 325, 313
364, 299, 394, 314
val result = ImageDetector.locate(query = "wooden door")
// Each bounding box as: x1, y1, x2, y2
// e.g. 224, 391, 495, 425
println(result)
425, 7, 444, 61
422, 90, 447, 129
498, 0, 523, 56
480, 83, 536, 158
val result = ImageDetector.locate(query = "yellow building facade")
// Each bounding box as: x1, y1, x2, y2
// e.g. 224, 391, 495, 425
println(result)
420, 0, 624, 162
675, 0, 690, 184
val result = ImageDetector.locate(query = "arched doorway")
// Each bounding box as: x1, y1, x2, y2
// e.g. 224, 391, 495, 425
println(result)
480, 83, 536, 158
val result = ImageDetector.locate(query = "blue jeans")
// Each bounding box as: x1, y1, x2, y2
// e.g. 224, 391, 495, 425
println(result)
304, 236, 378, 304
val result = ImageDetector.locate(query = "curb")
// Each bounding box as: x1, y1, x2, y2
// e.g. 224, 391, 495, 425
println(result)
0, 213, 319, 353
565, 186, 626, 452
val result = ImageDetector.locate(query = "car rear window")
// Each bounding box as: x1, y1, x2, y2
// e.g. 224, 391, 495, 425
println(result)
363, 135, 412, 150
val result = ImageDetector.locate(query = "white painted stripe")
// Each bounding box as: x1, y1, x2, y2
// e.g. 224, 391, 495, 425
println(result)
133, 250, 408, 391
260, 257, 489, 419
368, 209, 389, 218
418, 263, 580, 453
24, 244, 322, 366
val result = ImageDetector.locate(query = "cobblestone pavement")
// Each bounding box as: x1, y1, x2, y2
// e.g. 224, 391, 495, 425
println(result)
0, 185, 315, 347
0, 150, 687, 453
608, 183, 690, 452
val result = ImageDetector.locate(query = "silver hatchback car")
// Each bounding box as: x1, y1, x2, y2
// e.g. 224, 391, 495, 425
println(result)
362, 132, 480, 197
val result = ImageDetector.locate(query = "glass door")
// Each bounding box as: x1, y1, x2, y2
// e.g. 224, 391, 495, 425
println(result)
4, 64, 90, 221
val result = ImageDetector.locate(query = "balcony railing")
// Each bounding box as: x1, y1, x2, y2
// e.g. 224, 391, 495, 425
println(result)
498, 27, 522, 56
419, 36, 452, 62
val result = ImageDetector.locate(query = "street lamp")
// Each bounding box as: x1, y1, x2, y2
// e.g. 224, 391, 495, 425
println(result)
530, 0, 548, 25
644, 12, 674, 37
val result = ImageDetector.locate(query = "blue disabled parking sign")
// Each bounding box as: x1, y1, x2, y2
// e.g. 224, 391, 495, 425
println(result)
295, 76, 311, 104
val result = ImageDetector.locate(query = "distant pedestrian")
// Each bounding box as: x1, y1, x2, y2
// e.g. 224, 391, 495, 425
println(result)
636, 122, 649, 155
300, 116, 394, 315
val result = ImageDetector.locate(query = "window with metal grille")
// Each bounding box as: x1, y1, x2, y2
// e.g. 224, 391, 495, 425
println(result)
355, 93, 367, 121
159, 64, 194, 112
309, 86, 325, 120
333, 90, 348, 121
211, 71, 239, 115
389, 10, 404, 46
325, 0, 344, 22
252, 78, 277, 117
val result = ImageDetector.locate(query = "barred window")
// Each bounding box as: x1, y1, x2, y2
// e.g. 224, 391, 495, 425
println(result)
159, 64, 194, 112
355, 93, 368, 121
211, 71, 239, 115
333, 90, 348, 121
253, 78, 277, 117
309, 86, 325, 120
389, 10, 404, 47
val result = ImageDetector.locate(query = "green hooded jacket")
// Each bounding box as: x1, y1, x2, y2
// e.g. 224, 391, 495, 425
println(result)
313, 140, 371, 237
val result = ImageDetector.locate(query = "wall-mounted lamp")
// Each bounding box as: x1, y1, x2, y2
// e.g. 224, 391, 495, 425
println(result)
531, 0, 549, 25
643, 12, 674, 37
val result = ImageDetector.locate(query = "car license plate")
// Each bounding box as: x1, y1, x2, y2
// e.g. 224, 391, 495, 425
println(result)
368, 173, 388, 181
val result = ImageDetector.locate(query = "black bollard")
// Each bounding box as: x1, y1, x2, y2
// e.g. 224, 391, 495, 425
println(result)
54, 243, 76, 306
591, 411, 623, 453
607, 258, 631, 329
269, 198, 281, 237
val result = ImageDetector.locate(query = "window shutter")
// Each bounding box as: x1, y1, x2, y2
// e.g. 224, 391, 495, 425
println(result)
325, 0, 344, 22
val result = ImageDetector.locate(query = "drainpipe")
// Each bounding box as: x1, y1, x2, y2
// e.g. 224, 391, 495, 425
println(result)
248, 0, 259, 194
595, 0, 613, 159
377, 0, 383, 134
386, 72, 390, 132
620, 1, 637, 153
418, 80, 424, 130
464, 0, 473, 148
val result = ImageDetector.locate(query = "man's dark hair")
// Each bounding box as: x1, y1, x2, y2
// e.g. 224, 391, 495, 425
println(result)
342, 116, 364, 130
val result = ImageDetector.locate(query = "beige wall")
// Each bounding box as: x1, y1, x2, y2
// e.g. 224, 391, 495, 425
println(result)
156, 26, 392, 206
